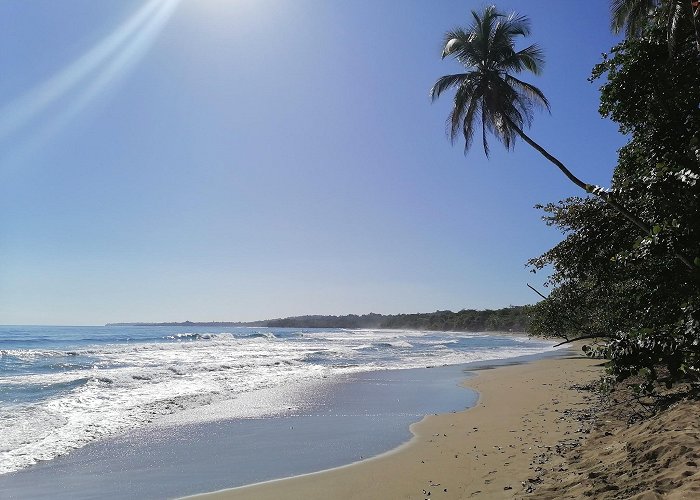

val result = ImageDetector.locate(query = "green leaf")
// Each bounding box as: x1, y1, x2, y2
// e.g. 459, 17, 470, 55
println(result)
652, 225, 661, 235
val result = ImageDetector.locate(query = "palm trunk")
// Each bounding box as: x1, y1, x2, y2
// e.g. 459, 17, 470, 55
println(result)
505, 117, 697, 274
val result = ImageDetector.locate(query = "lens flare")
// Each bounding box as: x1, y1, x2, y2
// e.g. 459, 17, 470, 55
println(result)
0, 0, 180, 165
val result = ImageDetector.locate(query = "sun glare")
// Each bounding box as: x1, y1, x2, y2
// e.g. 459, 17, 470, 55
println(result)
183, 0, 270, 21
0, 0, 181, 146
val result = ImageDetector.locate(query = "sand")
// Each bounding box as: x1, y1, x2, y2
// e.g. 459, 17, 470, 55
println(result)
186, 353, 603, 499
529, 388, 700, 499
187, 353, 700, 499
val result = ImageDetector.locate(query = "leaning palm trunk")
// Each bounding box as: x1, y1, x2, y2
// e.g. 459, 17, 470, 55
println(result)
505, 116, 698, 273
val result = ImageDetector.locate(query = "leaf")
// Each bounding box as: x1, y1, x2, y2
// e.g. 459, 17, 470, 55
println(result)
652, 225, 661, 235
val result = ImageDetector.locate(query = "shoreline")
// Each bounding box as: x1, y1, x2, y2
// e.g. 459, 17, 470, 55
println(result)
0, 342, 568, 499
0, 357, 487, 499
185, 349, 601, 499
0, 327, 558, 499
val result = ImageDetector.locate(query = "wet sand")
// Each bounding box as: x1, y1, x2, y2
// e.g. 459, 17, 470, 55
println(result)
0, 365, 478, 500
187, 354, 602, 499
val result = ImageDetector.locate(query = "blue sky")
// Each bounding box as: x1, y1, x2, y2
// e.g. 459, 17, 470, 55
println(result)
0, 0, 624, 325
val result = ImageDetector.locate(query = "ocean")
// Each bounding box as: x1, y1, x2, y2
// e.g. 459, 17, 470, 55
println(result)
0, 324, 559, 486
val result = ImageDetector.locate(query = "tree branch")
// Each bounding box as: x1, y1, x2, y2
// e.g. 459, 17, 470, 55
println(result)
553, 334, 610, 347
526, 283, 548, 300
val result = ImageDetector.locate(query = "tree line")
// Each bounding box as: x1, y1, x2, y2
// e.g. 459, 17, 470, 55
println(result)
112, 305, 532, 332
265, 306, 531, 332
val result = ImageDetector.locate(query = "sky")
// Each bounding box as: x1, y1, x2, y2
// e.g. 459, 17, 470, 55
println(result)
0, 0, 625, 325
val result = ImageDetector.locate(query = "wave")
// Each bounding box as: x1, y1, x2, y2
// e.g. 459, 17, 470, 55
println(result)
0, 359, 325, 474
1, 349, 80, 360
374, 341, 414, 349
242, 332, 277, 339
351, 344, 375, 351
164, 332, 236, 342
0, 327, 561, 475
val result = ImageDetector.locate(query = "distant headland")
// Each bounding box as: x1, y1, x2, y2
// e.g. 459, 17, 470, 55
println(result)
106, 305, 531, 332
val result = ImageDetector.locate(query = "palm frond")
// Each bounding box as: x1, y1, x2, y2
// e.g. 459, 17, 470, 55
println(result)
448, 85, 470, 144
490, 12, 530, 56
430, 73, 469, 101
501, 44, 545, 75
494, 94, 529, 134
461, 92, 482, 152
611, 0, 660, 35
449, 81, 481, 144
442, 28, 482, 67
609, 0, 696, 54
431, 6, 548, 157
481, 103, 490, 156
505, 74, 550, 112
666, 1, 684, 53
442, 28, 468, 59
504, 12, 532, 37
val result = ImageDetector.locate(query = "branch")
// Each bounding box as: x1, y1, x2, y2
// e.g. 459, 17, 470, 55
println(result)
525, 285, 611, 348
553, 334, 610, 347
527, 283, 548, 300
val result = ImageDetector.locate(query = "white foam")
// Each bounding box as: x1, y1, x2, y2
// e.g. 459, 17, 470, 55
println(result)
0, 330, 560, 474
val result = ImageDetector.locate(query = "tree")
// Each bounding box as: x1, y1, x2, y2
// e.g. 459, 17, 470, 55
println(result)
430, 6, 548, 157
530, 23, 700, 392
430, 5, 697, 273
610, 0, 700, 53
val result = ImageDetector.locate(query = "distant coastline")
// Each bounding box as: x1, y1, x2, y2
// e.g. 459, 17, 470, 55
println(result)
107, 305, 532, 333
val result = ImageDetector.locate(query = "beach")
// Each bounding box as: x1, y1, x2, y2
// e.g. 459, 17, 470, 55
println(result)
0, 326, 564, 499
188, 352, 602, 499
4, 2, 698, 500
4, 330, 697, 499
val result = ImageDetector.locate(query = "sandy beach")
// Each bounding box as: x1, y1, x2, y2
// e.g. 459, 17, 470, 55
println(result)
187, 352, 602, 499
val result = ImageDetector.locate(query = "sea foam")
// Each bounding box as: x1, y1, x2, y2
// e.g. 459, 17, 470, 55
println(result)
0, 326, 559, 474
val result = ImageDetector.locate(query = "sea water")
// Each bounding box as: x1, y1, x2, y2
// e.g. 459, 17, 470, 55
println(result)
0, 325, 558, 476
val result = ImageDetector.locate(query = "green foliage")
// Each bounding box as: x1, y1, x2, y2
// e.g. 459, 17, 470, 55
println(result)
264, 306, 533, 332
109, 307, 534, 332
530, 22, 700, 392
380, 306, 532, 332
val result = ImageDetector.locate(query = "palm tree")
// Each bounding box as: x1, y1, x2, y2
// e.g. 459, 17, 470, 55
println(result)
430, 6, 696, 272
611, 0, 660, 36
610, 0, 700, 53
